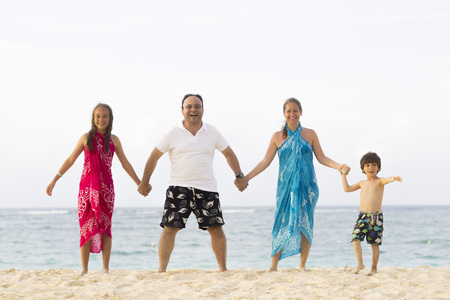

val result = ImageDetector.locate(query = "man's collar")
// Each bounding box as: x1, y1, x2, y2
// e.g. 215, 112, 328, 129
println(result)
178, 121, 207, 132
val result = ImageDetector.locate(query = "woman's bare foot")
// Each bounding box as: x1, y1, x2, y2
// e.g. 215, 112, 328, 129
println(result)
80, 269, 88, 276
368, 268, 377, 276
102, 268, 109, 274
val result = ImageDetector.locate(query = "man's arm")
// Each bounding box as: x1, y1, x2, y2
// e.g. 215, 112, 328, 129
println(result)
138, 147, 164, 196
221, 146, 248, 191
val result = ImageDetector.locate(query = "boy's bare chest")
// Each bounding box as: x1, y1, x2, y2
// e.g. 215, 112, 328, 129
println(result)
361, 180, 384, 195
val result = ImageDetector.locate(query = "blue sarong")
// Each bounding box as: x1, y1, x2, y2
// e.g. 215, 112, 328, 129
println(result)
271, 122, 319, 260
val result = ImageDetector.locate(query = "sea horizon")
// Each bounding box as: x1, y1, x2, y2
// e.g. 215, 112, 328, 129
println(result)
1, 205, 449, 271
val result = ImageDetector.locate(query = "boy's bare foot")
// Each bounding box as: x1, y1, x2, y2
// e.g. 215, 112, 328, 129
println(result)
354, 264, 365, 274
368, 268, 377, 276
80, 269, 88, 276
102, 268, 109, 274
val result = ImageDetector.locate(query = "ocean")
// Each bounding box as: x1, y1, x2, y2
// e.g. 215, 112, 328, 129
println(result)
1, 206, 449, 271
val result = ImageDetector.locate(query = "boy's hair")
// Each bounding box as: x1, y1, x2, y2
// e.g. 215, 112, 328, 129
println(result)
360, 152, 381, 173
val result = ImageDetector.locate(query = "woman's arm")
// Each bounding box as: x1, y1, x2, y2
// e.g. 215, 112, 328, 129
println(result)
308, 128, 346, 171
245, 132, 280, 181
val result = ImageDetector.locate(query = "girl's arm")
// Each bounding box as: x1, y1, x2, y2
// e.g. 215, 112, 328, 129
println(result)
138, 147, 165, 196
46, 133, 87, 196
112, 135, 141, 185
309, 128, 347, 171
245, 132, 279, 181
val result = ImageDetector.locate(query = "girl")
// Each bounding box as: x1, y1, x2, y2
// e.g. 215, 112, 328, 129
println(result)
46, 103, 143, 275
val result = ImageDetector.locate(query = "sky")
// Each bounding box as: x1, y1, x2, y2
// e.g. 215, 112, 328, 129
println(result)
1, 1, 449, 209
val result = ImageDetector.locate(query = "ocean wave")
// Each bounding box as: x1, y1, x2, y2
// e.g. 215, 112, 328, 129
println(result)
115, 209, 161, 215
223, 209, 258, 214
20, 210, 71, 215
316, 208, 359, 213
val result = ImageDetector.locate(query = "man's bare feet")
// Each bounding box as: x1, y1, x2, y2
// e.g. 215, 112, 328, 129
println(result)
80, 269, 88, 276
354, 264, 365, 274
368, 268, 377, 276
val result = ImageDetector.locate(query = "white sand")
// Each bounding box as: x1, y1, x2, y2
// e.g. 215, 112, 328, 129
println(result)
1, 266, 449, 299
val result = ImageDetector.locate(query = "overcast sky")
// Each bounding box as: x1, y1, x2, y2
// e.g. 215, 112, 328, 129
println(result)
1, 1, 449, 209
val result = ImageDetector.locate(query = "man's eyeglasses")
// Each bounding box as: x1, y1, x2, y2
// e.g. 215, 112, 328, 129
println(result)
183, 104, 203, 110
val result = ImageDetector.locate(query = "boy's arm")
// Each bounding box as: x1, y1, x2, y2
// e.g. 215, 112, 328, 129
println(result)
341, 174, 361, 192
380, 176, 403, 185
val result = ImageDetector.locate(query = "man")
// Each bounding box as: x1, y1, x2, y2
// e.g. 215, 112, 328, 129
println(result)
138, 94, 248, 272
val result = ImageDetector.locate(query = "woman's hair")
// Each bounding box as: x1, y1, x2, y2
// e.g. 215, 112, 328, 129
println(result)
360, 152, 381, 173
87, 103, 113, 153
281, 98, 302, 139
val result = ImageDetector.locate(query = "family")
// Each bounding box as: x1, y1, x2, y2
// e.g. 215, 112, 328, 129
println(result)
46, 94, 402, 276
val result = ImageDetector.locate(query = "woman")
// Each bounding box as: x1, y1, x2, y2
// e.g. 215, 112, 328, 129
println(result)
242, 98, 348, 271
46, 103, 144, 275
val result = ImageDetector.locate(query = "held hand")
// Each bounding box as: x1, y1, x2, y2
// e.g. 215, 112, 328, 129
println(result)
234, 177, 249, 192
234, 179, 239, 191
138, 182, 152, 197
339, 164, 351, 175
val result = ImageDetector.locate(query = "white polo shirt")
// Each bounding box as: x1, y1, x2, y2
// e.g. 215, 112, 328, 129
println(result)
156, 121, 229, 192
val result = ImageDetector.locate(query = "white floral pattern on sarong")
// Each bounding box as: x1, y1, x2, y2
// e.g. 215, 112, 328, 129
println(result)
77, 132, 115, 253
272, 122, 319, 260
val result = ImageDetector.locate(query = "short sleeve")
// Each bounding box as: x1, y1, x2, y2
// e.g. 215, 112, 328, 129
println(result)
156, 130, 171, 153
215, 129, 229, 152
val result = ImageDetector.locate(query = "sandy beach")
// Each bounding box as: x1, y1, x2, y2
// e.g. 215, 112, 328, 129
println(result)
1, 266, 449, 299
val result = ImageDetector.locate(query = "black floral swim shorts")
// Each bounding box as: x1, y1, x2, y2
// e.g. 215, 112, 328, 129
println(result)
351, 211, 383, 245
160, 186, 225, 230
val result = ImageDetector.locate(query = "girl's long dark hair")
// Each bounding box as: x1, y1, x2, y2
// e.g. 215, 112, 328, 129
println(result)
282, 98, 302, 138
87, 103, 113, 153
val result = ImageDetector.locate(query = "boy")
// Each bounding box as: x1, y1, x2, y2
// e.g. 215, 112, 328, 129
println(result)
341, 152, 402, 275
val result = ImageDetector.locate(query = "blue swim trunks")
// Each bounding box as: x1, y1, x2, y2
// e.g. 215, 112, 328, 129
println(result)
351, 211, 383, 245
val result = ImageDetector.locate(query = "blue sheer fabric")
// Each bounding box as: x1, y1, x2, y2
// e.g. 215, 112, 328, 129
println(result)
271, 122, 319, 260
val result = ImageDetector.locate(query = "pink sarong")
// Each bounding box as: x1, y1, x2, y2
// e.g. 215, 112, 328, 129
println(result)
78, 132, 115, 253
